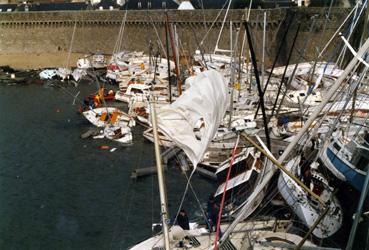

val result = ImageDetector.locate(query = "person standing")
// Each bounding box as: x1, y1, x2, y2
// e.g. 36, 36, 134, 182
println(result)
207, 196, 220, 232
177, 209, 190, 230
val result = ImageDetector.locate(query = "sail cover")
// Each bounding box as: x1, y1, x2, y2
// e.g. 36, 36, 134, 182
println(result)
157, 70, 229, 167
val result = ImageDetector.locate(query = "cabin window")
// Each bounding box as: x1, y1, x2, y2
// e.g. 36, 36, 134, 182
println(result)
137, 1, 142, 8
299, 93, 305, 97
132, 89, 144, 94
289, 94, 294, 98
333, 143, 341, 152
162, 1, 166, 8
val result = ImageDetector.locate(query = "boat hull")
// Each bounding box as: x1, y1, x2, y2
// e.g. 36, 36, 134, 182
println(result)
320, 144, 366, 192
278, 165, 343, 238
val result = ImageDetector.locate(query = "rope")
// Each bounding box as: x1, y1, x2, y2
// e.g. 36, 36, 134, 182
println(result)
318, 2, 359, 59
112, 8, 128, 55
182, 167, 210, 227
214, 134, 240, 250
172, 168, 196, 228
199, 0, 230, 48
148, 15, 167, 59
65, 18, 77, 69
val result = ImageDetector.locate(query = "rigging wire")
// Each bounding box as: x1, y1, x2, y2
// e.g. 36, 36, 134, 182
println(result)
198, 0, 230, 49
147, 14, 167, 59
318, 2, 359, 59
65, 18, 77, 70
112, 5, 128, 55
181, 163, 211, 227
214, 134, 240, 249
171, 168, 196, 230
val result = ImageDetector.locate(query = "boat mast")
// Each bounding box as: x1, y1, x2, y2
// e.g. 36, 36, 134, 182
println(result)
228, 21, 234, 128
173, 24, 180, 79
166, 13, 182, 96
346, 165, 369, 250
254, 12, 294, 119
276, 16, 317, 115
279, 38, 369, 163
165, 17, 172, 103
244, 21, 271, 150
220, 37, 369, 244
150, 98, 170, 249
271, 22, 301, 117
261, 11, 266, 88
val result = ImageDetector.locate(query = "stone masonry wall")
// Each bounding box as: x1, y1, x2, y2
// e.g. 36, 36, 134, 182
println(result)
0, 8, 352, 68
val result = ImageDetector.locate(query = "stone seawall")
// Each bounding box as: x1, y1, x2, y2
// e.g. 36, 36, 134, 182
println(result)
0, 8, 351, 69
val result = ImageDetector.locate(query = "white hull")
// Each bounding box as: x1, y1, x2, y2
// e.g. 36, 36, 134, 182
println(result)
129, 219, 316, 250
104, 125, 133, 144
82, 107, 134, 128
278, 157, 343, 238
93, 125, 133, 144
143, 128, 174, 147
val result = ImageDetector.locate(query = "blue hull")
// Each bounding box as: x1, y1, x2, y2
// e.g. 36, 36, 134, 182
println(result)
327, 148, 365, 192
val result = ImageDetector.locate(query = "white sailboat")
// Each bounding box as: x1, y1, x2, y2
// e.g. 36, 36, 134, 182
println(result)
129, 218, 320, 250
220, 37, 369, 244
82, 107, 135, 128
278, 156, 343, 238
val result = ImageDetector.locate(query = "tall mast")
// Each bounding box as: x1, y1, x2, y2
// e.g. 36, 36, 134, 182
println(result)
271, 22, 301, 117
228, 22, 241, 128
166, 13, 182, 96
220, 37, 369, 244
346, 165, 369, 250
279, 38, 369, 163
261, 11, 266, 88
165, 17, 172, 103
254, 12, 294, 119
228, 21, 234, 128
150, 98, 170, 249
244, 21, 271, 150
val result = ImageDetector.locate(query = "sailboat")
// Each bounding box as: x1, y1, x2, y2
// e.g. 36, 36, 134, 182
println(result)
319, 128, 369, 193
278, 156, 343, 238
94, 124, 133, 144
217, 33, 369, 246
82, 107, 135, 128
129, 219, 319, 250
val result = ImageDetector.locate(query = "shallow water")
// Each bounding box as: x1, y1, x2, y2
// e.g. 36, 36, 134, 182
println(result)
0, 82, 216, 249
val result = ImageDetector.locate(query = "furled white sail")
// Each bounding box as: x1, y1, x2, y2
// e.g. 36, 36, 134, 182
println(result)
156, 70, 229, 167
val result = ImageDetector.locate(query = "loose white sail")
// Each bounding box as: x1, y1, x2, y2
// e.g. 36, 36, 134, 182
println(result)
156, 70, 229, 167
